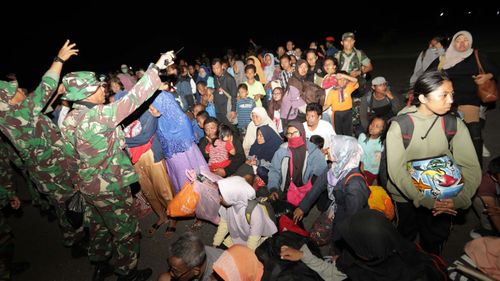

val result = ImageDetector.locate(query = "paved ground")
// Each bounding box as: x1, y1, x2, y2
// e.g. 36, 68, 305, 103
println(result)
5, 32, 500, 280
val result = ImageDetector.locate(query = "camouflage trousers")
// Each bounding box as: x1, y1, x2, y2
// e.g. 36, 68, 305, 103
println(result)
28, 160, 85, 247
84, 187, 140, 275
0, 213, 14, 281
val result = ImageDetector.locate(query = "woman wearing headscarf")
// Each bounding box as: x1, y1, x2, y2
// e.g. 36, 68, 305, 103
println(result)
152, 89, 208, 193
243, 107, 279, 156
263, 53, 279, 83
267, 84, 284, 135
442, 30, 498, 164
267, 121, 327, 205
196, 65, 215, 89
281, 209, 448, 281
212, 176, 277, 250
232, 60, 247, 86
212, 245, 264, 281
294, 135, 370, 242
247, 125, 283, 184
281, 59, 309, 123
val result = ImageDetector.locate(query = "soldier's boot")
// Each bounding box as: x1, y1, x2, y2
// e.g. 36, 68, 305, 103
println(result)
91, 261, 113, 281
116, 268, 153, 281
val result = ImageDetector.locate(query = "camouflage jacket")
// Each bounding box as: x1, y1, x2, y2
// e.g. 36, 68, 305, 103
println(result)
0, 73, 76, 192
0, 139, 18, 208
61, 68, 161, 195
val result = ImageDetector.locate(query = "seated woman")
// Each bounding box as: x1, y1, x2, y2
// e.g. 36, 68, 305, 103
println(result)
281, 209, 448, 281
243, 107, 279, 156
267, 121, 328, 206
245, 125, 282, 185
294, 135, 370, 244
212, 176, 277, 250
199, 117, 245, 178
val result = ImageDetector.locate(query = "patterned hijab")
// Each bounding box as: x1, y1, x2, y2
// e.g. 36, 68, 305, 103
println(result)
327, 135, 364, 187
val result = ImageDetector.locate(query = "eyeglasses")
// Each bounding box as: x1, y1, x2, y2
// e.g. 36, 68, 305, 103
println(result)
286, 130, 300, 137
169, 267, 191, 280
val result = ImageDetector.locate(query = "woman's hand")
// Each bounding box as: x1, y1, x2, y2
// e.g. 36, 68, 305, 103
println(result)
474, 73, 494, 85
432, 199, 457, 216
280, 246, 303, 261
293, 208, 304, 223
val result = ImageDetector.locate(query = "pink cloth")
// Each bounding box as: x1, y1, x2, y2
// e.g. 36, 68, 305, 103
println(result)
464, 237, 500, 280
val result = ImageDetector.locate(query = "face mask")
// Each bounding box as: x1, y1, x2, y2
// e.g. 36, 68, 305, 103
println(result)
121, 68, 128, 74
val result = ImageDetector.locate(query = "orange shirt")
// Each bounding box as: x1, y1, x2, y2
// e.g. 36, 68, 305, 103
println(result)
325, 81, 359, 111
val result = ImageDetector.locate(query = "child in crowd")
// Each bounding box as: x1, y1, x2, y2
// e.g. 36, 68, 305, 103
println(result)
191, 104, 205, 143
206, 124, 236, 172
322, 70, 359, 136
358, 117, 386, 185
244, 64, 266, 107
236, 83, 256, 136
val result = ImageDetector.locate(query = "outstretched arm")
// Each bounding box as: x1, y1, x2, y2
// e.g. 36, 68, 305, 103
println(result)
32, 40, 78, 115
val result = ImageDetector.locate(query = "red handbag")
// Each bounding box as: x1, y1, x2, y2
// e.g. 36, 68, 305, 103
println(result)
286, 150, 313, 206
474, 50, 498, 103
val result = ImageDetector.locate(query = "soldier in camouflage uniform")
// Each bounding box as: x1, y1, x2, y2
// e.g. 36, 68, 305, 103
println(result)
0, 137, 25, 280
0, 41, 85, 250
60, 51, 176, 281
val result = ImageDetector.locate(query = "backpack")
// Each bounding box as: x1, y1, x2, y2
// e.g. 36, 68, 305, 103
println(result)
378, 112, 458, 188
301, 81, 325, 105
246, 198, 277, 225
345, 172, 395, 220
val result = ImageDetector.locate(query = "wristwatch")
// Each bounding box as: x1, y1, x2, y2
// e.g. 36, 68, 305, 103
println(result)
54, 56, 65, 64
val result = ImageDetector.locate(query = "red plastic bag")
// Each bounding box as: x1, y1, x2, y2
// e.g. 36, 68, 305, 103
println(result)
278, 215, 309, 237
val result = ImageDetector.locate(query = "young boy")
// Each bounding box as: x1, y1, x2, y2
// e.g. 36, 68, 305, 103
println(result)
244, 64, 266, 107
236, 84, 255, 136
323, 71, 358, 136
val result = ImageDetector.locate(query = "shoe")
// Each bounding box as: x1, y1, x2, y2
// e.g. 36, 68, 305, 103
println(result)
116, 268, 152, 281
483, 145, 491, 158
92, 261, 114, 281
71, 239, 88, 259
470, 227, 497, 239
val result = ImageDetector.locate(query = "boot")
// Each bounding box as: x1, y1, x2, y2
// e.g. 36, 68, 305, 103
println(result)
92, 261, 114, 281
466, 122, 483, 167
116, 268, 153, 281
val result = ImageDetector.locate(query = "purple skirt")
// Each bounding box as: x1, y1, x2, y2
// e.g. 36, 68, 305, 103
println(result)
166, 143, 208, 194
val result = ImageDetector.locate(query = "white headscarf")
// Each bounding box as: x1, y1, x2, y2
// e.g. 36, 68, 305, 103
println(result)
242, 107, 279, 156
442, 30, 474, 70
218, 176, 276, 241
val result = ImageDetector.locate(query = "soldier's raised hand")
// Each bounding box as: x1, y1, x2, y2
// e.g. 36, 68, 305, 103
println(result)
57, 40, 79, 62
155, 51, 175, 70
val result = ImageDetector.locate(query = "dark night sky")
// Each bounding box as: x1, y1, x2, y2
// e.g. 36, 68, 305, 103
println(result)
2, 3, 499, 89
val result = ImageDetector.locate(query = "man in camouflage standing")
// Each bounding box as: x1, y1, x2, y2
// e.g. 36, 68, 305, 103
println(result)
0, 136, 26, 281
0, 41, 85, 252
60, 51, 175, 281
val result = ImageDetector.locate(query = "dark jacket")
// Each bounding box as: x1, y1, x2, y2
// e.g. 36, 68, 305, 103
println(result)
213, 71, 238, 114
125, 111, 164, 163
299, 168, 370, 241
445, 51, 498, 106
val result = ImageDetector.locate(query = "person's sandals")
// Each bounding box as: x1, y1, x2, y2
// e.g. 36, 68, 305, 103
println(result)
147, 223, 162, 237
164, 221, 177, 238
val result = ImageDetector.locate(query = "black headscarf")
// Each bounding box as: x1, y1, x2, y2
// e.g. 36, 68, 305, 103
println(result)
336, 209, 447, 281
286, 121, 307, 187
249, 125, 282, 162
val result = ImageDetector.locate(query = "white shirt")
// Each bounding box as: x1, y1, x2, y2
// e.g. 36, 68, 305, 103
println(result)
303, 120, 336, 149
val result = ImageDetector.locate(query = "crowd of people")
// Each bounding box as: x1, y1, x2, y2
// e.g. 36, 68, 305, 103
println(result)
0, 30, 498, 281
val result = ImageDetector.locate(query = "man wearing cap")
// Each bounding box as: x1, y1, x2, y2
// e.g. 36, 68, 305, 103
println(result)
359, 76, 402, 130
60, 51, 175, 281
323, 36, 338, 57
335, 32, 373, 92
0, 40, 86, 251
